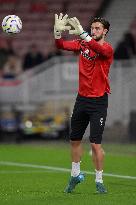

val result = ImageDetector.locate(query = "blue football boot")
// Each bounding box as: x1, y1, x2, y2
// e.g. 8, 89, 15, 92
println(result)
96, 182, 107, 194
64, 172, 85, 193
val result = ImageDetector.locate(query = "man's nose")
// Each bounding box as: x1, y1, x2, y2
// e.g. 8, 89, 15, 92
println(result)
91, 32, 95, 36
91, 29, 96, 34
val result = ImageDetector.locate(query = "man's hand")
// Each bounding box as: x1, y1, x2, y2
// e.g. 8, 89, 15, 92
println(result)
54, 13, 71, 39
68, 17, 84, 35
68, 17, 92, 42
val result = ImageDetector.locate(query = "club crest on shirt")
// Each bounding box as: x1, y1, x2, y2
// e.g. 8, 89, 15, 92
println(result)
100, 118, 104, 126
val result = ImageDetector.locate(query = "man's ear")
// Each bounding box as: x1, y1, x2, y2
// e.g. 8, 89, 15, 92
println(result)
103, 29, 108, 36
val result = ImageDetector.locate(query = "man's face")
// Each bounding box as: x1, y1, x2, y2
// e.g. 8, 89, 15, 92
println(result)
90, 22, 107, 41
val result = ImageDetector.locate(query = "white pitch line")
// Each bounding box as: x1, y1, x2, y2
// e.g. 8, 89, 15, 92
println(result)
0, 161, 136, 180
0, 170, 55, 174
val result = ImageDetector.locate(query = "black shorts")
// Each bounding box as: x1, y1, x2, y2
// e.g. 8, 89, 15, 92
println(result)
70, 93, 108, 144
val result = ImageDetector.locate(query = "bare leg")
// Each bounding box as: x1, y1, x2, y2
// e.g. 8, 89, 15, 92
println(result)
90, 143, 107, 193
71, 140, 83, 162
91, 143, 105, 170
64, 140, 85, 193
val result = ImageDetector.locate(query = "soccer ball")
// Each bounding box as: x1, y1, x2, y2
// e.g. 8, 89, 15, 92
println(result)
2, 15, 22, 34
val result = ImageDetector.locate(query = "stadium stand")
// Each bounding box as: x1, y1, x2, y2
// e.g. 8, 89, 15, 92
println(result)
0, 0, 103, 57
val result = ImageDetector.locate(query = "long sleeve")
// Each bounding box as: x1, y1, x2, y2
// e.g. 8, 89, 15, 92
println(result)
87, 39, 113, 58
55, 38, 81, 52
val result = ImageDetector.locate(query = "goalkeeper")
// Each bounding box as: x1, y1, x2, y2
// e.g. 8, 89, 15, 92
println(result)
54, 13, 113, 194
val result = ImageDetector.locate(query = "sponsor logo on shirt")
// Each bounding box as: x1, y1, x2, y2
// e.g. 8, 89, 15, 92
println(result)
80, 49, 98, 61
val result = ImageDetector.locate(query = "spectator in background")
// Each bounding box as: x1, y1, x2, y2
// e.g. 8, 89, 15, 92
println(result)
114, 32, 136, 60
114, 39, 130, 60
2, 54, 22, 79
23, 44, 45, 71
126, 32, 136, 56
0, 38, 15, 76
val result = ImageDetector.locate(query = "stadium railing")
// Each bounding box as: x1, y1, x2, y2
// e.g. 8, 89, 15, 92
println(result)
0, 56, 136, 128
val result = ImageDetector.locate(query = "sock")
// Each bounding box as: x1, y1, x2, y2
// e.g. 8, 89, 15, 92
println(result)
95, 169, 103, 183
71, 162, 80, 177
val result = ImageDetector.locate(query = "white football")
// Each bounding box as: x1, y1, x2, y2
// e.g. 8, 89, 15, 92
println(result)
2, 15, 22, 34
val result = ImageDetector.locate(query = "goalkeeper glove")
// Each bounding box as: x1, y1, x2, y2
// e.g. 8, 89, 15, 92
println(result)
68, 17, 92, 42
54, 13, 71, 39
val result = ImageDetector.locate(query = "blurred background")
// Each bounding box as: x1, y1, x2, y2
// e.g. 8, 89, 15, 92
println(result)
0, 0, 136, 144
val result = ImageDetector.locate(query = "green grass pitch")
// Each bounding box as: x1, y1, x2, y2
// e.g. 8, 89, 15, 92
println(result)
0, 142, 135, 205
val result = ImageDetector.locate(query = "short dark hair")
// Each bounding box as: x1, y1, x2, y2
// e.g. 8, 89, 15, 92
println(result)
90, 17, 110, 33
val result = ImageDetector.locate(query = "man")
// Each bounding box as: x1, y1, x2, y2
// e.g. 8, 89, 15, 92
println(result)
23, 44, 45, 70
54, 13, 113, 193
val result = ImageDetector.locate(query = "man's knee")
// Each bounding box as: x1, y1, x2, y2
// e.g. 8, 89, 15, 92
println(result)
70, 140, 82, 147
91, 143, 104, 154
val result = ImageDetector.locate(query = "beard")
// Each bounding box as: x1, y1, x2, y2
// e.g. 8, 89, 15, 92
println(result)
92, 34, 103, 41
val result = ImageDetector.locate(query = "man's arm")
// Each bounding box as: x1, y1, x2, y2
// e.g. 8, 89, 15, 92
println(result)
87, 39, 113, 58
55, 39, 81, 51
